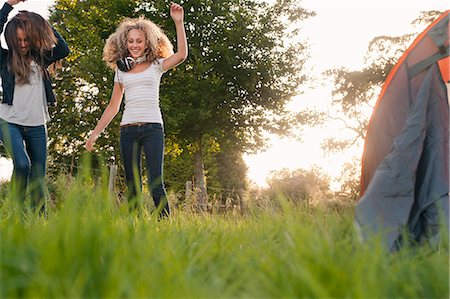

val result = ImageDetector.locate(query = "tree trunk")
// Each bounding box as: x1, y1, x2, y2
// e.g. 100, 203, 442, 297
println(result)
193, 146, 208, 211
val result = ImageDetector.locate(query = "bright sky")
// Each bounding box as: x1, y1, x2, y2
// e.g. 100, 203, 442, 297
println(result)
0, 0, 448, 186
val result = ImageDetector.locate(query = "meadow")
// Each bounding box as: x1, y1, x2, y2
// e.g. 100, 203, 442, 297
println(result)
1, 169, 448, 299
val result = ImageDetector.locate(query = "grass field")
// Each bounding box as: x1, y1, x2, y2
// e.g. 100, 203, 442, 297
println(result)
1, 171, 449, 298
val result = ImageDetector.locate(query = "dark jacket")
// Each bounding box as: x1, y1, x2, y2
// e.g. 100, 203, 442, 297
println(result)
0, 2, 70, 107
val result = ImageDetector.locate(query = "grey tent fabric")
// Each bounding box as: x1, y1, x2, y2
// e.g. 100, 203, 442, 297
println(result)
410, 15, 449, 78
355, 64, 449, 252
361, 12, 449, 192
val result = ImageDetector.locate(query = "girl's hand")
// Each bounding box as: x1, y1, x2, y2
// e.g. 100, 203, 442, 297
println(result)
170, 2, 184, 23
85, 133, 98, 152
7, 0, 26, 6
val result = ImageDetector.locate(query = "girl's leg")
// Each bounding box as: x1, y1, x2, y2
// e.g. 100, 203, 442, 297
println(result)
0, 120, 30, 204
120, 126, 142, 210
23, 125, 47, 212
141, 123, 170, 217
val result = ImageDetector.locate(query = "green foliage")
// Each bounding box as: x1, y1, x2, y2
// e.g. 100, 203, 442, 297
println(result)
163, 143, 194, 193
0, 144, 8, 158
140, 0, 314, 196
0, 97, 8, 156
48, 0, 138, 173
214, 144, 248, 200
0, 180, 7, 199
266, 166, 333, 204
1, 176, 448, 298
46, 0, 314, 196
152, 0, 314, 150
337, 158, 361, 201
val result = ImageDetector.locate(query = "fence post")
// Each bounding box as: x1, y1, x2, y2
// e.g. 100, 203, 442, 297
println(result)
108, 164, 118, 194
185, 180, 192, 200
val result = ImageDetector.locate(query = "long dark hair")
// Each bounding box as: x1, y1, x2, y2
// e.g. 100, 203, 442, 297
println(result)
4, 11, 57, 84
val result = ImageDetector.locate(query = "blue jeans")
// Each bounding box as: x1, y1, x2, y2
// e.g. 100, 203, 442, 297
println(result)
120, 123, 170, 217
0, 118, 47, 211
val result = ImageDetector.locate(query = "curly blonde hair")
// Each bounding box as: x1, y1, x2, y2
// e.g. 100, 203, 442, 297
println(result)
103, 16, 173, 70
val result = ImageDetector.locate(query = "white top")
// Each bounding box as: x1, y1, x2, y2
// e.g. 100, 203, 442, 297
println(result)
0, 61, 49, 126
115, 59, 166, 125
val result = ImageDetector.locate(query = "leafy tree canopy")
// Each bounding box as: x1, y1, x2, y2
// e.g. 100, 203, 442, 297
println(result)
47, 0, 315, 195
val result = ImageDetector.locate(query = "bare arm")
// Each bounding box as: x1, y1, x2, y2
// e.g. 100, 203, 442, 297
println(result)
85, 82, 124, 152
162, 2, 188, 71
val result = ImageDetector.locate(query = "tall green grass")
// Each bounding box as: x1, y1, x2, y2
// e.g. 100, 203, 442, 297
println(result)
1, 168, 448, 298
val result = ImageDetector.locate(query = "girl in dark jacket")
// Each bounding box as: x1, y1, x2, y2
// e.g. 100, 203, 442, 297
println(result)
0, 0, 69, 212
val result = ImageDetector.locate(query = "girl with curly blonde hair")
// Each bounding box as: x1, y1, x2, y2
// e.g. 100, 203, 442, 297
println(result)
86, 3, 187, 217
103, 16, 174, 70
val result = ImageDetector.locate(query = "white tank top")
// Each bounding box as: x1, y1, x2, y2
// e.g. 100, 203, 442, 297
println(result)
114, 59, 166, 125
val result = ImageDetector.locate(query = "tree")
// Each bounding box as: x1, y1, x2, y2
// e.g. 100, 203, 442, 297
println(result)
141, 0, 314, 205
48, 0, 314, 205
48, 0, 137, 176
337, 158, 361, 201
266, 167, 332, 205
213, 142, 248, 204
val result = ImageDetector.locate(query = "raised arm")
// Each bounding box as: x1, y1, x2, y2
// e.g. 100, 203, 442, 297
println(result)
1, 2, 13, 35
85, 82, 124, 152
2, 0, 27, 28
45, 26, 70, 65
1, 1, 23, 65
162, 2, 188, 71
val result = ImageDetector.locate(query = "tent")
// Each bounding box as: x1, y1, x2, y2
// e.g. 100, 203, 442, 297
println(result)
355, 11, 449, 252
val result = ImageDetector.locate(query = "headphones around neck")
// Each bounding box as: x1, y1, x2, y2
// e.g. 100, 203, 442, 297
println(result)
116, 56, 147, 72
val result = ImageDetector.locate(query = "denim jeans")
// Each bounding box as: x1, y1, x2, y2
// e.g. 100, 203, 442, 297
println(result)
0, 118, 47, 211
120, 123, 170, 217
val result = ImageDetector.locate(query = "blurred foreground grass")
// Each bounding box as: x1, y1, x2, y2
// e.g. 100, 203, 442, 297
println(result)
0, 168, 448, 298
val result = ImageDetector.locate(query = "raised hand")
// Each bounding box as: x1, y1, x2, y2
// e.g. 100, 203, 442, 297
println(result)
7, 0, 27, 6
170, 2, 184, 23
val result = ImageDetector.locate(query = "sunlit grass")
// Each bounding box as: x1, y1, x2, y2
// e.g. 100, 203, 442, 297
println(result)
0, 167, 448, 298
